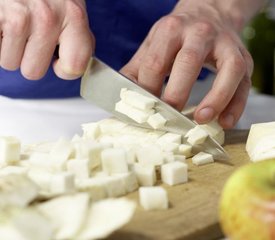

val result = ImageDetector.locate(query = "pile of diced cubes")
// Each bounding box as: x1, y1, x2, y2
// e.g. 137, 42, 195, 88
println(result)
0, 89, 225, 240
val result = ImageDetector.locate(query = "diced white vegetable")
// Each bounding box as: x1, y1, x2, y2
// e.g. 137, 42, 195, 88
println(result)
71, 134, 82, 143
28, 152, 52, 171
185, 126, 208, 145
0, 166, 28, 176
10, 208, 54, 240
101, 148, 128, 175
213, 130, 225, 145
37, 193, 89, 240
103, 176, 127, 198
139, 186, 168, 210
66, 158, 91, 179
119, 125, 150, 137
200, 121, 225, 145
81, 122, 101, 140
200, 120, 223, 136
163, 152, 176, 163
112, 134, 140, 148
159, 142, 179, 153
75, 179, 107, 201
49, 172, 75, 195
97, 117, 127, 135
0, 175, 38, 208
0, 136, 21, 166
161, 162, 188, 186
246, 121, 275, 162
178, 144, 192, 158
76, 198, 136, 240
133, 163, 156, 186
115, 100, 155, 124
49, 138, 73, 171
74, 141, 109, 169
98, 135, 114, 146
27, 169, 52, 192
113, 172, 139, 193
120, 88, 156, 110
147, 113, 167, 129
174, 155, 186, 162
157, 133, 182, 145
136, 145, 164, 166
125, 148, 137, 165
192, 152, 214, 166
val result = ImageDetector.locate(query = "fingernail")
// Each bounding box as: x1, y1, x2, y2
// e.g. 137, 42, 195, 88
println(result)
198, 107, 215, 122
222, 114, 235, 128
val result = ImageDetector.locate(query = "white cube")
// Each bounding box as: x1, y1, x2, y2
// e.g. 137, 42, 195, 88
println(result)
192, 152, 214, 166
101, 148, 128, 175
50, 172, 75, 195
133, 163, 156, 186
82, 122, 101, 140
147, 113, 167, 129
120, 89, 156, 110
66, 158, 91, 179
115, 100, 155, 124
157, 133, 182, 145
139, 186, 168, 210
178, 144, 192, 157
185, 126, 209, 145
161, 162, 188, 186
136, 145, 164, 166
75, 178, 107, 201
49, 138, 73, 171
0, 136, 21, 166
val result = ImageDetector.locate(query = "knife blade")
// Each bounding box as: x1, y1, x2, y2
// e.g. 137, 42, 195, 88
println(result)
80, 57, 229, 161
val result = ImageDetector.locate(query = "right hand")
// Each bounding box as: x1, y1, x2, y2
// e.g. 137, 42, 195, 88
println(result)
0, 0, 94, 80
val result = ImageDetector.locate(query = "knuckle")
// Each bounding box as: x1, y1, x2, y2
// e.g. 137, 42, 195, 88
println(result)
229, 55, 246, 75
66, 2, 87, 23
193, 22, 214, 37
243, 50, 254, 74
159, 15, 183, 33
163, 93, 184, 110
6, 5, 29, 35
143, 54, 166, 76
242, 76, 252, 89
179, 48, 202, 66
38, 6, 58, 32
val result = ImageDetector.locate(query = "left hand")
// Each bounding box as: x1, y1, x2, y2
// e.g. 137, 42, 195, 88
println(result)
120, 1, 253, 129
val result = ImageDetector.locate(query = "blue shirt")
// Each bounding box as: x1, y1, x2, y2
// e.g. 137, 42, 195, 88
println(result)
0, 1, 208, 99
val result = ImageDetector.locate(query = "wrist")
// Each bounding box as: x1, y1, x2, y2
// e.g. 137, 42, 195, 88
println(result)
218, 0, 267, 32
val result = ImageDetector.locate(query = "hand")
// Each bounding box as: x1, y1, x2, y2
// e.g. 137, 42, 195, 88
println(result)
121, 0, 254, 129
0, 0, 94, 80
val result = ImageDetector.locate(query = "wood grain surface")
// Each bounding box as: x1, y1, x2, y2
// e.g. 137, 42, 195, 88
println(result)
107, 130, 250, 240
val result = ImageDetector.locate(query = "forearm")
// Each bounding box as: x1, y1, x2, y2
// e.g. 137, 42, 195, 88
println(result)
173, 0, 267, 32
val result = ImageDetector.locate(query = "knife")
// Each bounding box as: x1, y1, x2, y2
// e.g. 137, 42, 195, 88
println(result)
80, 57, 229, 161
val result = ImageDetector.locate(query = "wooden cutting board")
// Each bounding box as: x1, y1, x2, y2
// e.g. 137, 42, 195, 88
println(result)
108, 130, 250, 240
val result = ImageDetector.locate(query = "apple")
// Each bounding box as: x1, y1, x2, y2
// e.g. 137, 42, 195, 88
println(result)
219, 159, 275, 240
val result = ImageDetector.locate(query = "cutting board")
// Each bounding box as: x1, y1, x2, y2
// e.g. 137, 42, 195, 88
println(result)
107, 130, 250, 240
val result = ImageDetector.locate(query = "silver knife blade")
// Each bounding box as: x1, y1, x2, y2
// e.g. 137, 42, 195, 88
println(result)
80, 57, 229, 161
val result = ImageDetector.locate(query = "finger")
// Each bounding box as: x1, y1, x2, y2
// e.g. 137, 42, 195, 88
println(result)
137, 18, 183, 96
0, 8, 29, 70
53, 22, 94, 80
162, 25, 211, 110
120, 37, 150, 83
239, 47, 254, 77
120, 21, 160, 82
20, 33, 58, 80
194, 44, 246, 124
218, 75, 251, 129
